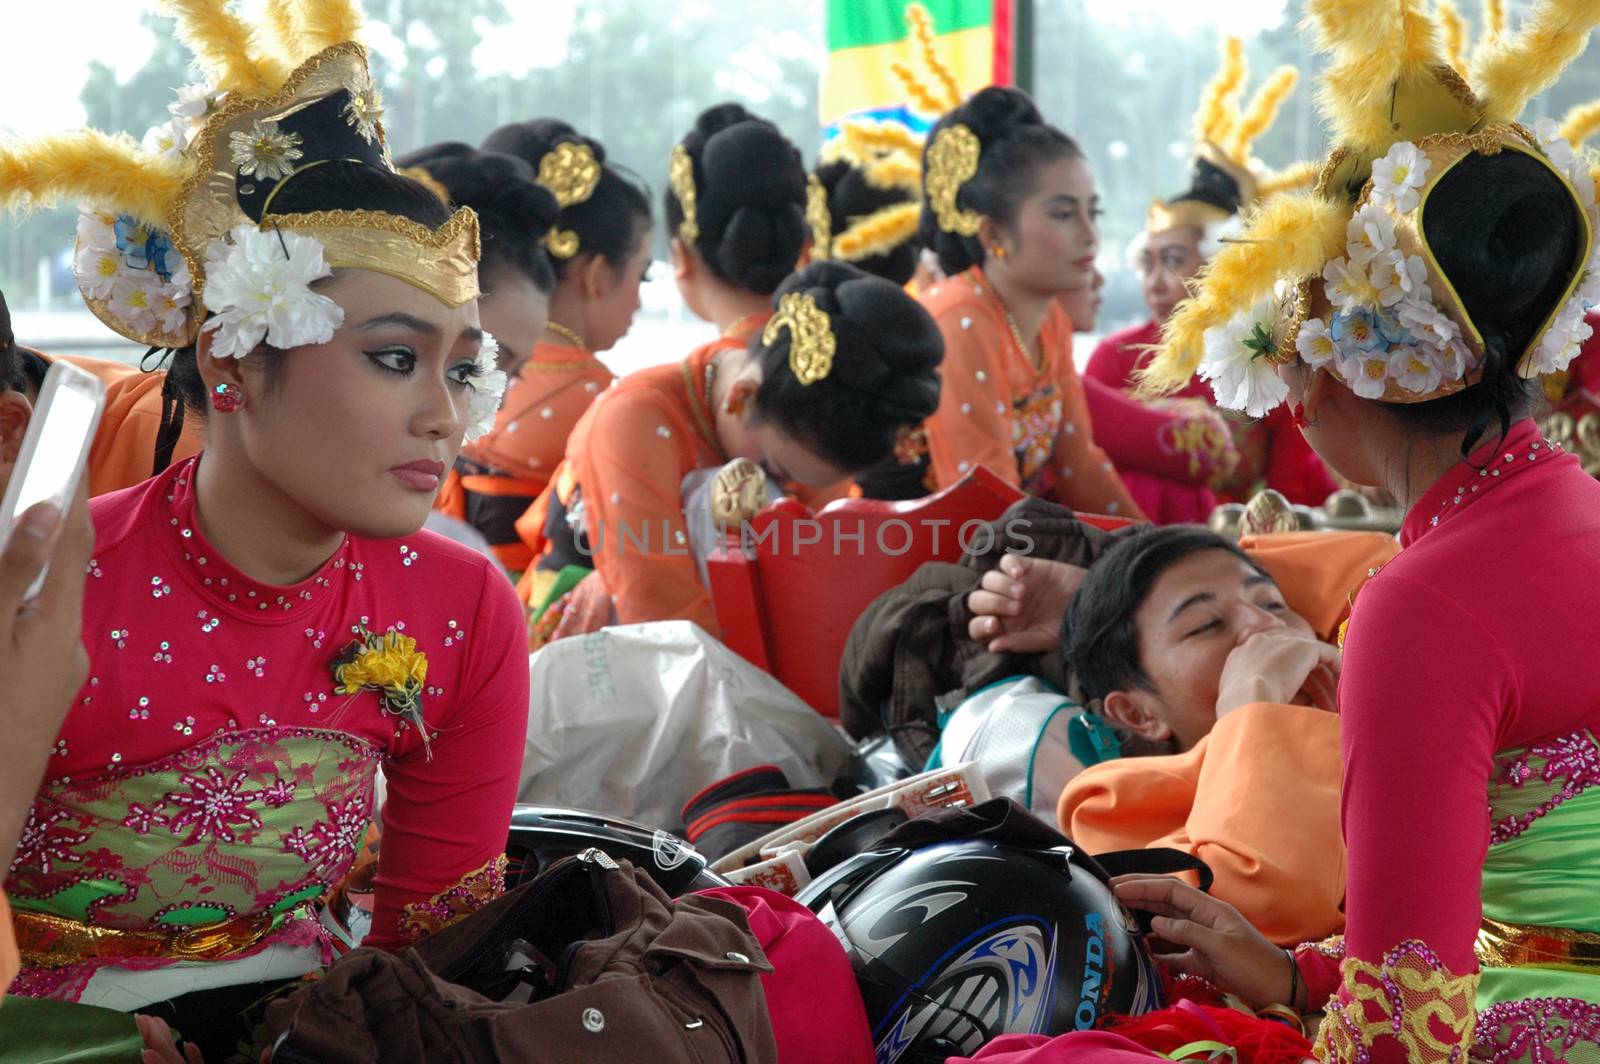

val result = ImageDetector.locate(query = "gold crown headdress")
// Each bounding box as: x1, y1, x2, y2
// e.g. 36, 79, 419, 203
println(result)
0, 0, 481, 354
812, 120, 925, 264
1141, 0, 1600, 417
536, 141, 602, 259
1147, 37, 1307, 237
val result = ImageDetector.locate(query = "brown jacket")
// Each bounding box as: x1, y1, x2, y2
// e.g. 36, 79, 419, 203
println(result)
838, 498, 1128, 767
267, 854, 779, 1063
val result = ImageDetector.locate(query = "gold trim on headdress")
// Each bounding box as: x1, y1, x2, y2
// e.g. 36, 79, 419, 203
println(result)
925, 124, 981, 236
669, 143, 699, 245
537, 141, 601, 260
806, 174, 833, 260
763, 291, 837, 386
834, 202, 922, 263
276, 207, 481, 308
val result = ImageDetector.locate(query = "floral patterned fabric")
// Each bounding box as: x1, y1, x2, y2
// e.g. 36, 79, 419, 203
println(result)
8, 456, 531, 1000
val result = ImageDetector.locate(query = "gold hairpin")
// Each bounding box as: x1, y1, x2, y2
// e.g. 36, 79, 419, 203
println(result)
806, 174, 832, 260
763, 291, 836, 386
669, 143, 699, 245
537, 141, 601, 259
925, 124, 982, 236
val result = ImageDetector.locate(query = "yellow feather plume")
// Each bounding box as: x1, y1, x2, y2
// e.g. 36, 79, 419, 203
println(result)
0, 131, 189, 227
839, 120, 925, 163
162, 0, 279, 97
1305, 0, 1414, 150
1255, 161, 1321, 198
260, 0, 308, 70
1484, 0, 1508, 38
865, 155, 923, 192
295, 0, 365, 56
1398, 1, 1444, 69
1560, 100, 1600, 148
1195, 37, 1248, 147
1137, 192, 1349, 396
834, 202, 923, 262
1474, 0, 1600, 124
905, 4, 963, 112
1228, 66, 1299, 164
891, 61, 950, 116
1435, 0, 1468, 73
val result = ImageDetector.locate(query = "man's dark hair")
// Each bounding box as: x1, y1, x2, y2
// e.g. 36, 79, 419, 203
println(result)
1063, 525, 1269, 706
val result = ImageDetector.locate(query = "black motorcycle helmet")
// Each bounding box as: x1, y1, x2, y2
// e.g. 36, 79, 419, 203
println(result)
505, 806, 730, 897
797, 833, 1162, 1063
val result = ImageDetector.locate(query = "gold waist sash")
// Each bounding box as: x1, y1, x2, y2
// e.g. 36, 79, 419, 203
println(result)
13, 907, 279, 969
1476, 915, 1600, 973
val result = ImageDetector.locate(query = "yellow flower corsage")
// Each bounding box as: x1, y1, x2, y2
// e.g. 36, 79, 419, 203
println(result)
332, 624, 431, 755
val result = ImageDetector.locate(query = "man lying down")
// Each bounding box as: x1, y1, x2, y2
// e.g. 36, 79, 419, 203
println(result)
968, 524, 1398, 945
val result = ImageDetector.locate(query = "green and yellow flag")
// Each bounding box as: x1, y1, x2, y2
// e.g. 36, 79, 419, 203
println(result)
821, 0, 1013, 134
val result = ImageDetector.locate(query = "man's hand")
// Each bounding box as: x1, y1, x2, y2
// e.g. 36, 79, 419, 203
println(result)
965, 554, 1087, 654
1215, 630, 1341, 718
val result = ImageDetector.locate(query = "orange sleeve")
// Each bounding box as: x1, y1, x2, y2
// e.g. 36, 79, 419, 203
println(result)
1240, 531, 1401, 642
1182, 702, 1346, 945
1058, 745, 1203, 856
574, 393, 716, 633
58, 356, 203, 497
922, 307, 1022, 489
465, 360, 612, 485
1047, 353, 1147, 520
0, 892, 16, 994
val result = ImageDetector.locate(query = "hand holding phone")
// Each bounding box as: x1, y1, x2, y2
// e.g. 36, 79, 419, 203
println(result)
0, 360, 105, 600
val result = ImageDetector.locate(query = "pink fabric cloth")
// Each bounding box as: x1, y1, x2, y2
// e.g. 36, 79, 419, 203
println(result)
699, 886, 875, 1064
1318, 418, 1600, 1052
12, 456, 529, 975
944, 1031, 1167, 1062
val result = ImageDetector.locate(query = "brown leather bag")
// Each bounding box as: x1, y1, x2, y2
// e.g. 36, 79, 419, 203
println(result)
265, 850, 779, 1063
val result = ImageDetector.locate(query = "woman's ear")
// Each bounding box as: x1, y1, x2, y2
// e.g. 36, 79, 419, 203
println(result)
1302, 365, 1333, 424
194, 331, 249, 400
579, 252, 612, 301
1100, 689, 1173, 743
977, 216, 1009, 261
0, 390, 33, 471
669, 237, 692, 281
725, 377, 759, 419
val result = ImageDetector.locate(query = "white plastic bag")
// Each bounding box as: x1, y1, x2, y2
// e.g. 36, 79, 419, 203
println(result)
520, 621, 852, 829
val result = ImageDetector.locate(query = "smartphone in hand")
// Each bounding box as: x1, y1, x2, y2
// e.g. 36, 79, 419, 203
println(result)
0, 360, 106, 599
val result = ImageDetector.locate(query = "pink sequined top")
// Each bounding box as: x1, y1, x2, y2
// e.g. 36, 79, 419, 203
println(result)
1295, 418, 1600, 1059
7, 456, 530, 998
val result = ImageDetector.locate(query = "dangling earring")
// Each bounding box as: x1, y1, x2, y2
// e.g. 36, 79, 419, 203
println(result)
211, 382, 244, 413
991, 245, 1007, 260
1292, 402, 1315, 430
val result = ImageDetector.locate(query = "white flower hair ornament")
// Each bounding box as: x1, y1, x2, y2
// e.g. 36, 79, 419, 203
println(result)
1196, 296, 1290, 418
201, 224, 345, 360
463, 333, 508, 442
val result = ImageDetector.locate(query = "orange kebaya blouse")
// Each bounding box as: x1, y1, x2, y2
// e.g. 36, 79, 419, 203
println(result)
919, 268, 1145, 520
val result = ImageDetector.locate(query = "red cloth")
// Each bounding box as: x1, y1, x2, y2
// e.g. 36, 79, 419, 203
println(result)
1082, 375, 1218, 524
699, 886, 874, 1064
1316, 418, 1600, 1056
47, 456, 531, 953
1086, 322, 1336, 506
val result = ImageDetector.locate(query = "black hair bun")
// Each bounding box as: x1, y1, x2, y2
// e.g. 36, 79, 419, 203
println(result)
777, 260, 943, 423
675, 103, 808, 296
481, 118, 608, 169
953, 86, 1047, 149
813, 155, 921, 285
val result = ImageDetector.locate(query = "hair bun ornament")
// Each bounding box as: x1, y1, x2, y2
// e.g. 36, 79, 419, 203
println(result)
537, 141, 602, 259
925, 124, 982, 236
669, 143, 700, 245
763, 291, 837, 386
806, 174, 833, 260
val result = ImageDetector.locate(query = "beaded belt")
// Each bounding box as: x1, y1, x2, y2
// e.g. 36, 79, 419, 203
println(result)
13, 907, 279, 968
1476, 915, 1600, 973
